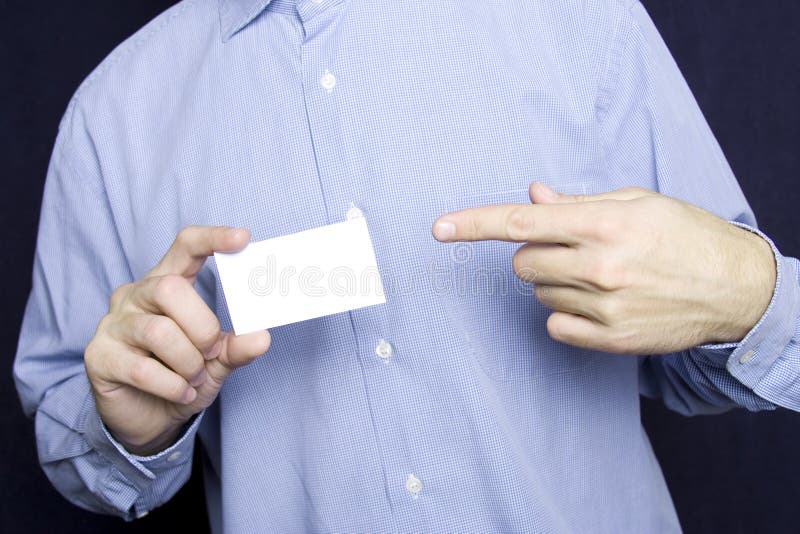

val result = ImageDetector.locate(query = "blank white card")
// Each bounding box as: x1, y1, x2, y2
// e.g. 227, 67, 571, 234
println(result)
214, 218, 386, 335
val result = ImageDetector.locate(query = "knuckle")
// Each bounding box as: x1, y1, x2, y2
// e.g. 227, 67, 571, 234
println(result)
95, 314, 116, 336
506, 207, 534, 241
175, 225, 198, 246
109, 283, 133, 309
153, 274, 186, 303
83, 339, 102, 375
195, 321, 221, 349
585, 258, 624, 291
591, 214, 623, 240
138, 314, 175, 348
128, 358, 153, 388
596, 297, 622, 323
466, 214, 480, 240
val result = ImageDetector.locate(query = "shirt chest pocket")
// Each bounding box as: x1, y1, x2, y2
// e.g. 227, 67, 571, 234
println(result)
440, 181, 596, 382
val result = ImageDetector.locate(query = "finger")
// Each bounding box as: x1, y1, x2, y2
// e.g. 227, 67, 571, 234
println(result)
512, 243, 580, 285
148, 226, 250, 280
130, 275, 222, 357
545, 311, 624, 353
205, 330, 271, 384
104, 349, 197, 405
432, 204, 587, 245
546, 311, 640, 354
529, 182, 653, 205
534, 285, 605, 324
113, 314, 207, 386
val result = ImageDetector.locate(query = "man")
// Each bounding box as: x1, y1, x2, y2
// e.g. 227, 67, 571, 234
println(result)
13, 0, 800, 531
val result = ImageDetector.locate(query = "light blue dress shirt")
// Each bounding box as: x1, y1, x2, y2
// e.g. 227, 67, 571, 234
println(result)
14, 0, 800, 532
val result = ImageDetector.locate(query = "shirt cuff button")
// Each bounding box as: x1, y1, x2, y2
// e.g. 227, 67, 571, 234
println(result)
739, 349, 756, 364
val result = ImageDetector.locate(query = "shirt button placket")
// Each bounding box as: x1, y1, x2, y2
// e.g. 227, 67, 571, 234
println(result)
300, 2, 417, 523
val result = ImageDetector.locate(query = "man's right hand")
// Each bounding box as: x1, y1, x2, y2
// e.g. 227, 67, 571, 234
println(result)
84, 226, 271, 456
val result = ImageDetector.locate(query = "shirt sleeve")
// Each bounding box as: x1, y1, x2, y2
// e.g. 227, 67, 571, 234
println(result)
13, 100, 202, 520
597, 1, 800, 415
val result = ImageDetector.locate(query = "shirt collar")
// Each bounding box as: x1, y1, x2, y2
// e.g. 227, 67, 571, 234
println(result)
219, 0, 274, 42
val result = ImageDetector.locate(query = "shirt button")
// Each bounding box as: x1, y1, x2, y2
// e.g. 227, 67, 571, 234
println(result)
375, 338, 393, 362
405, 474, 422, 498
136, 509, 150, 519
739, 349, 756, 364
320, 70, 336, 92
347, 205, 364, 220
167, 451, 182, 462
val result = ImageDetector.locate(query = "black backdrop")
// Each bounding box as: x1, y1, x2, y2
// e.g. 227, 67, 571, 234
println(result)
1, 1, 798, 533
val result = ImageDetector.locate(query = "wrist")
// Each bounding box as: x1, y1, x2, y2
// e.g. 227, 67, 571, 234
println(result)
712, 225, 776, 343
110, 425, 182, 457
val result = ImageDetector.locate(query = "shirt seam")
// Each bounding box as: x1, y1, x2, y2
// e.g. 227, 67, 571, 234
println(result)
594, 0, 642, 127
61, 1, 196, 134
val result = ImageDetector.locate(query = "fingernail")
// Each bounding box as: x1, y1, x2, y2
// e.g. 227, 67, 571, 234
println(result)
182, 388, 197, 405
204, 340, 222, 360
226, 227, 246, 238
190, 369, 207, 387
433, 220, 456, 241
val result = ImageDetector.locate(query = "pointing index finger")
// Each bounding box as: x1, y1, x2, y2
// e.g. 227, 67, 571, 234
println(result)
432, 203, 583, 245
148, 226, 250, 279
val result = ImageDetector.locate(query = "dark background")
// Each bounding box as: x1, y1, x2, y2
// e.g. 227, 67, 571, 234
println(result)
1, 1, 798, 532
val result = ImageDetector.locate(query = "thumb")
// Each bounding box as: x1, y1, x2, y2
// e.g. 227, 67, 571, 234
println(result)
205, 330, 271, 384
529, 182, 653, 205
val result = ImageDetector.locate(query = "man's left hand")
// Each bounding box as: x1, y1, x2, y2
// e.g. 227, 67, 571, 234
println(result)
432, 183, 776, 355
